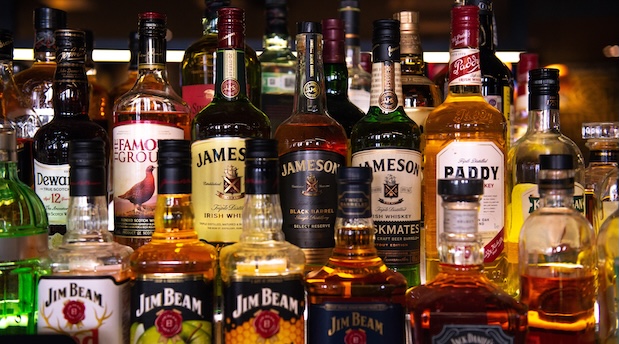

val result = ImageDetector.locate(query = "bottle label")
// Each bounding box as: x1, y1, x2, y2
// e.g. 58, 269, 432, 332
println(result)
112, 122, 184, 239
182, 84, 215, 119
431, 324, 514, 343
223, 276, 305, 343
262, 72, 295, 95
352, 149, 423, 266
369, 61, 403, 113
279, 150, 344, 249
436, 141, 505, 263
38, 275, 130, 344
308, 302, 405, 343
34, 160, 70, 225
448, 48, 481, 86
131, 275, 214, 344
191, 137, 247, 244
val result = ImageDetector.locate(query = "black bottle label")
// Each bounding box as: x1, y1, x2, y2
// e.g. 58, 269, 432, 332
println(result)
432, 324, 513, 343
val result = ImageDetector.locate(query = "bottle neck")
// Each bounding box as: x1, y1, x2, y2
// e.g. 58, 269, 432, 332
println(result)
293, 32, 327, 114
214, 49, 248, 101
203, 13, 218, 36
538, 169, 575, 209
345, 45, 363, 70
539, 188, 575, 208
400, 30, 426, 76
332, 189, 377, 259
324, 62, 349, 98
587, 142, 619, 164
263, 5, 290, 51
138, 30, 167, 75
526, 91, 561, 133
64, 195, 113, 243
151, 193, 199, 241
369, 60, 404, 113
33, 29, 57, 62
478, 11, 496, 52
0, 160, 20, 181
439, 198, 484, 266
54, 52, 89, 118
447, 47, 483, 95
263, 33, 291, 51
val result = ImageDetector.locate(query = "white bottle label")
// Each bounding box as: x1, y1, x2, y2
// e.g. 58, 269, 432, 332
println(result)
34, 161, 70, 225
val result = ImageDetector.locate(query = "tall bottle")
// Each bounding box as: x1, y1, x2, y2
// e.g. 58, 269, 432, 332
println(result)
129, 139, 217, 344
424, 5, 508, 287
512, 53, 538, 143
113, 12, 191, 250
519, 154, 596, 343
191, 7, 270, 247
351, 19, 422, 287
274, 21, 348, 270
181, 0, 262, 118
219, 138, 305, 344
0, 121, 48, 335
306, 167, 408, 343
84, 30, 112, 135
37, 139, 133, 342
33, 29, 109, 248
506, 68, 585, 296
110, 31, 139, 104
259, 0, 296, 135
338, 0, 372, 111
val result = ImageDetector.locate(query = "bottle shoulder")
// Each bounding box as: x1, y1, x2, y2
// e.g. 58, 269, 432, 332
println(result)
479, 51, 514, 81
219, 241, 306, 278
522, 207, 594, 241
425, 95, 506, 133
192, 99, 271, 138
115, 83, 189, 115
306, 258, 408, 290
509, 134, 586, 166
47, 242, 134, 275
130, 240, 217, 273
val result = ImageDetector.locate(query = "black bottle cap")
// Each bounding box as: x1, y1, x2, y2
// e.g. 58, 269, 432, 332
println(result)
55, 29, 86, 51
69, 139, 106, 196
297, 21, 321, 34
372, 19, 400, 62
34, 7, 67, 30
69, 139, 105, 167
246, 138, 278, 159
338, 166, 373, 183
438, 179, 484, 197
539, 154, 573, 170
529, 68, 560, 95
158, 139, 191, 166
0, 29, 13, 60
158, 140, 191, 195
465, 0, 492, 14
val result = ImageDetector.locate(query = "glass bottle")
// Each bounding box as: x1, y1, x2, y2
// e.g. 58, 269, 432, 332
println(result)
0, 121, 48, 335
129, 139, 217, 344
351, 19, 423, 287
424, 5, 508, 288
14, 7, 67, 127
506, 68, 586, 296
338, 0, 371, 111
113, 12, 191, 250
181, 0, 262, 118
259, 0, 296, 135
191, 7, 270, 248
596, 167, 618, 238
33, 29, 109, 248
84, 30, 112, 135
408, 178, 527, 343
110, 31, 139, 104
219, 138, 305, 344
274, 21, 348, 270
37, 139, 132, 342
306, 166, 408, 343
513, 53, 538, 143
519, 154, 596, 343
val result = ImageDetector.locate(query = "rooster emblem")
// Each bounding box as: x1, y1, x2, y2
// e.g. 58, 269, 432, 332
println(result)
118, 165, 156, 212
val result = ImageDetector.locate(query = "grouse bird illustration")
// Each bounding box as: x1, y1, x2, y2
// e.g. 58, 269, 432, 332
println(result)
118, 165, 156, 212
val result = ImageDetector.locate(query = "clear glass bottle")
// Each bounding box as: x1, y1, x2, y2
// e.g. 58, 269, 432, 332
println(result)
351, 19, 422, 287
408, 178, 527, 343
596, 167, 618, 238
0, 121, 48, 335
129, 139, 217, 344
513, 53, 538, 143
113, 12, 191, 250
274, 21, 348, 270
519, 154, 596, 343
84, 30, 112, 135
110, 31, 139, 104
37, 139, 133, 342
219, 138, 305, 344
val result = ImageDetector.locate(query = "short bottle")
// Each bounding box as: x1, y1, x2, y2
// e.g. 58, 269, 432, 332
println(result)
219, 138, 305, 344
519, 154, 596, 343
84, 30, 113, 135
109, 31, 139, 104
512, 53, 538, 143
407, 178, 528, 343
37, 139, 133, 342
306, 167, 408, 343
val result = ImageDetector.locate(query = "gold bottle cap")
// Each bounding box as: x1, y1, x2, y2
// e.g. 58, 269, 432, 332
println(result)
394, 10, 419, 33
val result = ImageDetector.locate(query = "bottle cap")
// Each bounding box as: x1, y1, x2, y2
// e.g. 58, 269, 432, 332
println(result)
394, 11, 419, 33
265, 0, 288, 35
158, 139, 191, 166
69, 139, 106, 197
338, 166, 373, 183
297, 21, 321, 34
55, 29, 86, 63
529, 68, 559, 94
450, 5, 479, 49
0, 29, 13, 60
371, 19, 400, 62
245, 138, 278, 159
218, 7, 245, 49
68, 139, 105, 167
158, 139, 192, 195
438, 178, 484, 197
582, 122, 619, 140
138, 12, 167, 34
337, 167, 372, 219
205, 0, 231, 19
339, 0, 360, 46
34, 7, 67, 30
539, 154, 573, 170
322, 18, 345, 63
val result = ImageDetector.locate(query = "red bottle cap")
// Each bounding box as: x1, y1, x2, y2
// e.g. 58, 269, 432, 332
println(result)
322, 18, 345, 64
218, 7, 245, 49
450, 5, 479, 49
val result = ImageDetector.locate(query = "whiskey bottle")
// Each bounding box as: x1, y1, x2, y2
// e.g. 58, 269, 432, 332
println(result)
512, 53, 538, 143
407, 178, 527, 343
219, 138, 305, 344
191, 7, 270, 248
596, 167, 618, 235
110, 31, 139, 104
274, 21, 348, 269
351, 19, 422, 287
506, 68, 585, 296
424, 5, 507, 287
259, 0, 296, 135
306, 167, 408, 343
33, 29, 109, 248
129, 139, 217, 344
113, 12, 191, 250
84, 30, 112, 135
519, 154, 596, 343
37, 139, 133, 343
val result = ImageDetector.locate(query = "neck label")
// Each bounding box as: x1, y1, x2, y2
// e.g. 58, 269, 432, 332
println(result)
448, 48, 481, 86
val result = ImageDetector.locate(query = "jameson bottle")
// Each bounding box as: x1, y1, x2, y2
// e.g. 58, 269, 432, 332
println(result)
113, 12, 191, 250
351, 19, 422, 287
191, 7, 270, 247
33, 29, 109, 248
424, 6, 508, 287
274, 22, 348, 270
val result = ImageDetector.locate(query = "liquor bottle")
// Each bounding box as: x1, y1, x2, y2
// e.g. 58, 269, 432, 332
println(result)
219, 138, 305, 344
274, 21, 348, 269
14, 7, 67, 127
519, 154, 596, 343
306, 167, 408, 343
351, 19, 423, 287
110, 31, 139, 104
582, 122, 619, 229
113, 12, 191, 250
181, 0, 261, 118
338, 0, 371, 111
192, 7, 270, 247
408, 178, 527, 343
0, 121, 48, 335
84, 30, 112, 135
424, 5, 508, 287
37, 139, 132, 342
33, 29, 109, 248
259, 0, 296, 135
506, 68, 585, 296
129, 139, 217, 344
394, 11, 442, 134
596, 167, 618, 235
512, 53, 538, 143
